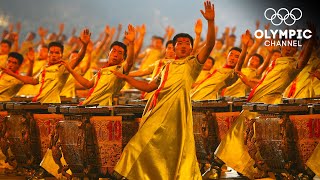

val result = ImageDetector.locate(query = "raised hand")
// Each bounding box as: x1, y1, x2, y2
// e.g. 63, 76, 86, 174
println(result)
124, 24, 136, 42
105, 25, 111, 36
79, 28, 91, 45
59, 23, 65, 34
60, 60, 72, 72
194, 19, 203, 35
255, 20, 260, 30
200, 0, 215, 21
26, 47, 35, 64
111, 70, 127, 79
242, 30, 251, 46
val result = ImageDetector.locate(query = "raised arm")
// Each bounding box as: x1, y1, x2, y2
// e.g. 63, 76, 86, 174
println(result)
25, 47, 35, 76
256, 46, 274, 76
235, 30, 251, 72
191, 19, 202, 55
123, 24, 136, 74
69, 28, 91, 69
197, 0, 216, 64
60, 61, 94, 89
1, 68, 38, 85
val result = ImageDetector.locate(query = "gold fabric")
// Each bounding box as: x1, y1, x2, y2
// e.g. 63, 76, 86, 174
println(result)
80, 64, 125, 106
0, 55, 8, 69
139, 48, 162, 74
195, 70, 211, 83
35, 64, 69, 103
114, 55, 203, 180
40, 149, 72, 179
249, 57, 301, 104
215, 57, 302, 179
223, 67, 257, 98
283, 54, 320, 98
16, 59, 47, 97
306, 143, 320, 176
143, 59, 171, 100
0, 73, 23, 101
191, 67, 237, 100
210, 49, 226, 69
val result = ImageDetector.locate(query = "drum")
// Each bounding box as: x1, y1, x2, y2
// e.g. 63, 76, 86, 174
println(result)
191, 99, 241, 168
244, 103, 320, 177
49, 105, 122, 179
112, 105, 145, 150
2, 102, 57, 173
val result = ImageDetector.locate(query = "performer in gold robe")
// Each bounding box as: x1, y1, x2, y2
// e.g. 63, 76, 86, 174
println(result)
111, 2, 216, 179
191, 30, 252, 100
3, 29, 90, 104
129, 40, 175, 100
210, 24, 317, 179
283, 49, 320, 98
60, 25, 136, 106
0, 52, 29, 101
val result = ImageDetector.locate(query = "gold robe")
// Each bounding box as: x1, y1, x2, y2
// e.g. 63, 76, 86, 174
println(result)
114, 55, 203, 180
139, 48, 162, 74
210, 49, 226, 69
16, 59, 47, 97
80, 64, 125, 106
191, 67, 238, 100
142, 58, 171, 100
0, 73, 23, 101
222, 67, 257, 98
306, 143, 320, 176
0, 54, 8, 69
215, 57, 301, 179
33, 64, 69, 104
283, 54, 320, 98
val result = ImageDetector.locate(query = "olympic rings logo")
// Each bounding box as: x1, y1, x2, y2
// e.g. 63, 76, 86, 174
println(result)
264, 8, 302, 26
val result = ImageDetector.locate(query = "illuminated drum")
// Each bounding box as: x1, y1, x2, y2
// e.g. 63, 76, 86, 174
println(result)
49, 105, 121, 179
191, 99, 241, 167
112, 104, 145, 149
2, 102, 63, 174
243, 103, 320, 177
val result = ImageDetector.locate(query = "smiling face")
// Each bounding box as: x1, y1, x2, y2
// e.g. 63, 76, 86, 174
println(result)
108, 45, 125, 66
174, 37, 193, 59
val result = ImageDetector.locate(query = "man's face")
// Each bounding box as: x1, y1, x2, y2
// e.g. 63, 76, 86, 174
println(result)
6, 57, 20, 72
108, 45, 125, 66
153, 39, 163, 49
38, 47, 48, 60
203, 58, 213, 71
165, 43, 175, 59
248, 55, 261, 69
214, 40, 223, 50
48, 46, 63, 65
226, 50, 240, 67
227, 36, 236, 46
174, 37, 192, 59
0, 43, 10, 55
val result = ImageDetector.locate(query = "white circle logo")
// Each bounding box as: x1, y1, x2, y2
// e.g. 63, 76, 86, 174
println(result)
264, 8, 302, 26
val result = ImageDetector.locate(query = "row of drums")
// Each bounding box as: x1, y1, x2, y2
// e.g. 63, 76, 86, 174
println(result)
0, 97, 319, 179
